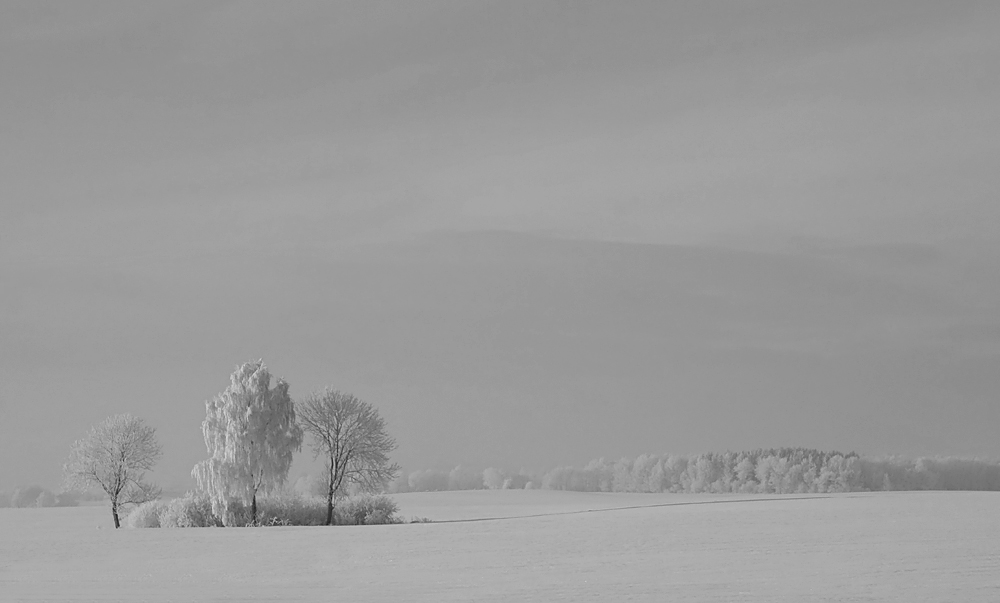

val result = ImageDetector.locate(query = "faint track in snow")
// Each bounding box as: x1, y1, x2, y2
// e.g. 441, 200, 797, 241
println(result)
426, 494, 847, 523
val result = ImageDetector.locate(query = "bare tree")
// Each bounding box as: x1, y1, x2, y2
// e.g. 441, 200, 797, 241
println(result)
298, 389, 400, 525
63, 414, 162, 528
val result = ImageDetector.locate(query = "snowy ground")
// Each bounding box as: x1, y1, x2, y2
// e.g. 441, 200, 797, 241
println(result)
1, 490, 997, 602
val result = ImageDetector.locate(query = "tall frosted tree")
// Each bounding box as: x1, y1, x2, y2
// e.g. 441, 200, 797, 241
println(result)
63, 414, 162, 528
298, 389, 400, 525
193, 360, 303, 526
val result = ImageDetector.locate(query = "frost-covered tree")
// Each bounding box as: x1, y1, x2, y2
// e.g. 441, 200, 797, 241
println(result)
584, 458, 614, 492
63, 414, 162, 528
448, 465, 484, 490
193, 360, 303, 526
297, 389, 400, 525
482, 467, 505, 490
631, 454, 660, 493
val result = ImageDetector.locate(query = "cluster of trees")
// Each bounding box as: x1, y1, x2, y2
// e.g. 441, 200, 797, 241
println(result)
547, 450, 1000, 493
542, 449, 864, 493
394, 448, 1000, 495
48, 358, 1000, 530
0, 486, 79, 508
857, 456, 1000, 492
390, 466, 539, 493
63, 360, 400, 528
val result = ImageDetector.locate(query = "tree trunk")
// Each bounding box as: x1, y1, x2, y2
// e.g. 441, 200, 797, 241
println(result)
326, 488, 334, 526
325, 464, 336, 525
251, 493, 257, 525
112, 504, 120, 529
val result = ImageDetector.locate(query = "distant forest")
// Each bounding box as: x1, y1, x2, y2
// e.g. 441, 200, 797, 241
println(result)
389, 449, 1000, 495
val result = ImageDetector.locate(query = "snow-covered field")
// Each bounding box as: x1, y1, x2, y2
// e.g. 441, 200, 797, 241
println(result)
1, 490, 997, 602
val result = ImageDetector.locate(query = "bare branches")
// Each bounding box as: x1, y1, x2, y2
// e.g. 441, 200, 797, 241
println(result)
298, 389, 400, 525
119, 479, 162, 507
63, 414, 162, 528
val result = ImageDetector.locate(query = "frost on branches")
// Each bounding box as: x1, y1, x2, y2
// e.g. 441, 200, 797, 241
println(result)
192, 360, 303, 526
63, 414, 162, 529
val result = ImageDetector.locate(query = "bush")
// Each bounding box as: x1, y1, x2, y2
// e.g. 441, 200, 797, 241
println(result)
209, 493, 326, 527
254, 493, 327, 527
124, 501, 168, 528
160, 492, 221, 528
123, 491, 401, 527
125, 493, 221, 528
335, 493, 401, 525
244, 493, 400, 526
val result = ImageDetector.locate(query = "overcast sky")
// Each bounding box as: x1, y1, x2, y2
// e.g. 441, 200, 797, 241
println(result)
2, 1, 999, 491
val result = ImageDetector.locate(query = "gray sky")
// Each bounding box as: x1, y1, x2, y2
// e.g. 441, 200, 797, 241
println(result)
2, 1, 999, 491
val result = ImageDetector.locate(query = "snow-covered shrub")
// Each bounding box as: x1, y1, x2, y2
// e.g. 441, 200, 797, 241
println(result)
255, 493, 326, 526
124, 501, 167, 528
212, 493, 325, 526
215, 499, 250, 527
159, 492, 221, 527
336, 494, 401, 525
120, 491, 399, 527
363, 508, 393, 525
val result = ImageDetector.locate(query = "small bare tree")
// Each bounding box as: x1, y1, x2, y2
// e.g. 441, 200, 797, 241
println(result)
298, 389, 400, 525
63, 414, 162, 528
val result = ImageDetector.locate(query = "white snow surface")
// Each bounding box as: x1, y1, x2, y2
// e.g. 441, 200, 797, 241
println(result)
1, 490, 997, 602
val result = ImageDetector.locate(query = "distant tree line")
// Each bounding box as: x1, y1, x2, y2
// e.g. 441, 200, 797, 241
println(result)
544, 449, 865, 493
0, 486, 80, 509
857, 456, 1000, 492
393, 448, 1000, 494
389, 465, 540, 493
